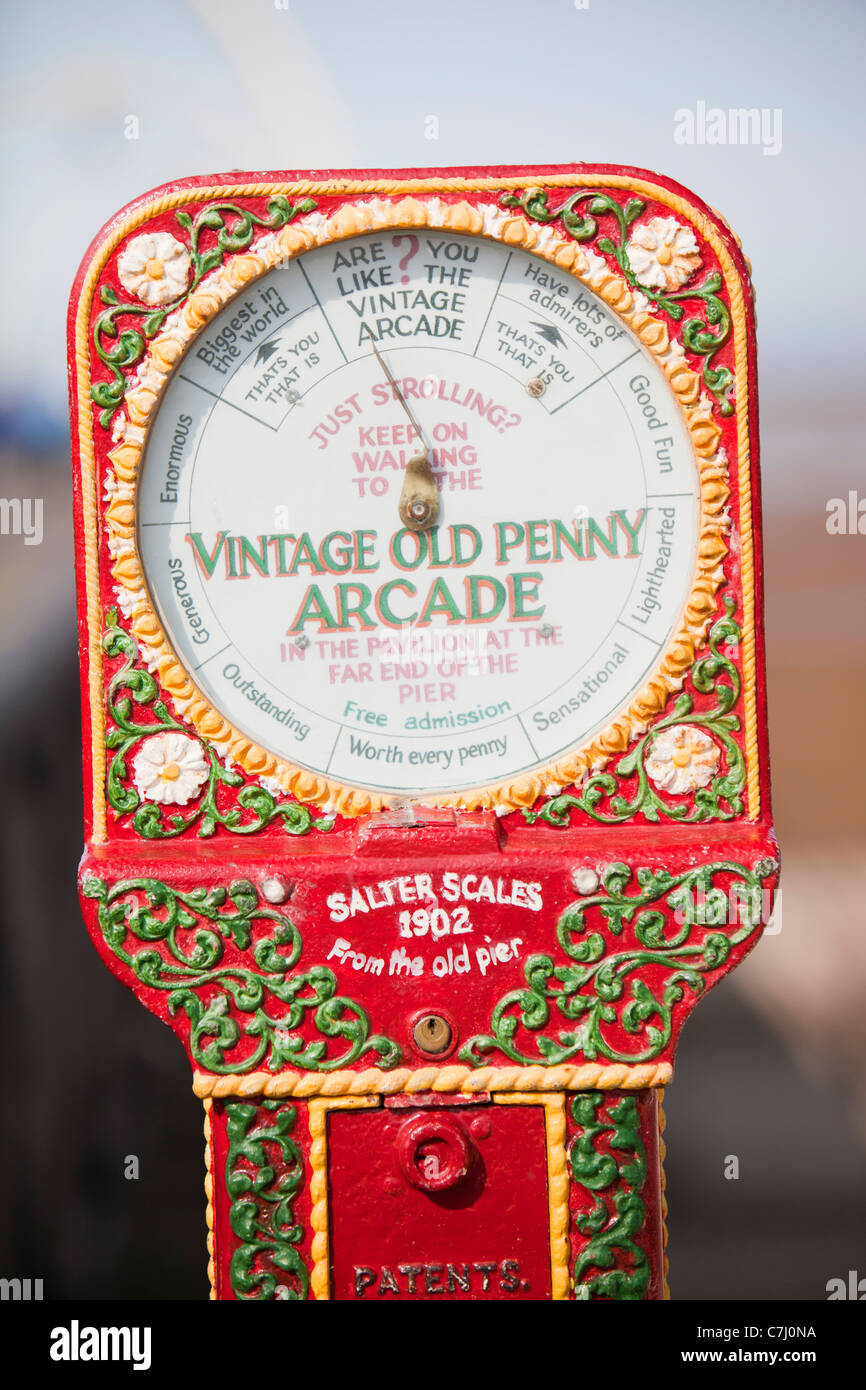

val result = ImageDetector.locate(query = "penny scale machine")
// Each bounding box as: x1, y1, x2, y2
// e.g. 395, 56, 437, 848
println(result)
69, 164, 778, 1301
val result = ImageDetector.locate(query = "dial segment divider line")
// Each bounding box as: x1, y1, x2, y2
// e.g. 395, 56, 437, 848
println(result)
177, 374, 279, 431
516, 712, 541, 762
297, 261, 349, 364
490, 288, 606, 413
616, 620, 663, 646
324, 724, 342, 776
550, 347, 640, 414
193, 641, 232, 673
471, 251, 512, 356
234, 297, 321, 374
222, 297, 323, 425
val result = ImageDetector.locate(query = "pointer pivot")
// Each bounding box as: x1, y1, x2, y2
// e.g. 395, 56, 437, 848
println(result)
370, 340, 439, 532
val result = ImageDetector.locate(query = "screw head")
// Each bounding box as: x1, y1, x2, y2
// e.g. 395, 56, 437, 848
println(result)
409, 498, 431, 521
259, 876, 292, 905
572, 867, 600, 895
526, 376, 546, 397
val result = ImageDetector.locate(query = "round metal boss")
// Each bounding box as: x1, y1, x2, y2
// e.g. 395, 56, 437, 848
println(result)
395, 1114, 473, 1193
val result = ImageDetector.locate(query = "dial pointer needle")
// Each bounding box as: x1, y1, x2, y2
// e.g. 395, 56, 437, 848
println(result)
369, 341, 439, 532
370, 340, 427, 443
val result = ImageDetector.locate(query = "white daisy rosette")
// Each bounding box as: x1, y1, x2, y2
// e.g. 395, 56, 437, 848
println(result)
132, 732, 208, 806
117, 232, 192, 306
645, 725, 721, 796
626, 216, 701, 292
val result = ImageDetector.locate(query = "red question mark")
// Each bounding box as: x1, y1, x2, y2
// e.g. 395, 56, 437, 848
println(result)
392, 234, 420, 284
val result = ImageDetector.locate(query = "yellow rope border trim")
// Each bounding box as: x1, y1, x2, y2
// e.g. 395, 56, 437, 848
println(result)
495, 1091, 570, 1300
202, 1097, 216, 1300
308, 1095, 378, 1301
657, 1086, 670, 1300
74, 172, 758, 834
192, 1060, 672, 1099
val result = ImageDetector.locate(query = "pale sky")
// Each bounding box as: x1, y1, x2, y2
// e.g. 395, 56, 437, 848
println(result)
1, 0, 863, 507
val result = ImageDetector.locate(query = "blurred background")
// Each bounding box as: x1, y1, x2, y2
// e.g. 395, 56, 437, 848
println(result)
1, 0, 864, 1299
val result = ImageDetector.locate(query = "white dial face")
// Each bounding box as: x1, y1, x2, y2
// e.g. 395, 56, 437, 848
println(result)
137, 229, 700, 798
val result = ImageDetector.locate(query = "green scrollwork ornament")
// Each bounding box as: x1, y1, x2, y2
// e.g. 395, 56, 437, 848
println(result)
102, 606, 334, 839
460, 857, 777, 1068
501, 185, 733, 414
570, 1092, 650, 1300
225, 1099, 309, 1300
525, 598, 744, 827
81, 875, 402, 1075
92, 196, 317, 428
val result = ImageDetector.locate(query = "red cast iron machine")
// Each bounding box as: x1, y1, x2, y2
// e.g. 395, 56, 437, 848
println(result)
69, 164, 777, 1300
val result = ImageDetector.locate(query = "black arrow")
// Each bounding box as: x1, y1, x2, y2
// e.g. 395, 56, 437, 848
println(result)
530, 320, 567, 349
255, 338, 281, 366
